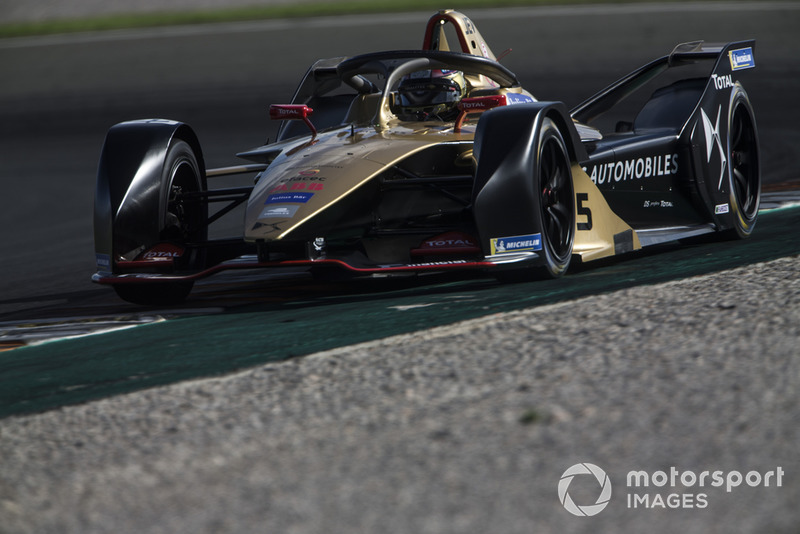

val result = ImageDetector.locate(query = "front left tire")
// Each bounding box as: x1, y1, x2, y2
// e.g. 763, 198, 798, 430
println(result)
492, 117, 575, 283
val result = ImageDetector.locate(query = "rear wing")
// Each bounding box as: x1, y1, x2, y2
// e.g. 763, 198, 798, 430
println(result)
668, 40, 755, 69
571, 40, 756, 129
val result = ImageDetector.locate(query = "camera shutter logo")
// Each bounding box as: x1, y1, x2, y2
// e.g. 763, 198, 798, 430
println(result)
558, 463, 612, 516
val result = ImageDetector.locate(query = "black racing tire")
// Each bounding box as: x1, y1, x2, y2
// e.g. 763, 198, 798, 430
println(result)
724, 86, 760, 239
536, 118, 576, 276
160, 140, 207, 247
114, 139, 206, 305
497, 117, 575, 282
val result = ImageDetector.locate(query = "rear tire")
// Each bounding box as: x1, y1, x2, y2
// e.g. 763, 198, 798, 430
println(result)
725, 86, 760, 239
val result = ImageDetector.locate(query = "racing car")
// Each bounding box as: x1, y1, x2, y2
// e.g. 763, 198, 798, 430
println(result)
93, 9, 760, 304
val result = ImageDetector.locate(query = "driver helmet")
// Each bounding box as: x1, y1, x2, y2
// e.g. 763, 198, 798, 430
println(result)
397, 69, 467, 120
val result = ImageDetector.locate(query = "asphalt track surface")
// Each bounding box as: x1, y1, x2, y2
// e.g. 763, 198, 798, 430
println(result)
1, 3, 800, 533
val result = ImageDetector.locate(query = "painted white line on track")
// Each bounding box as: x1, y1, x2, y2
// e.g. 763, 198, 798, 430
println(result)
23, 322, 162, 348
760, 191, 800, 211
0, 309, 225, 349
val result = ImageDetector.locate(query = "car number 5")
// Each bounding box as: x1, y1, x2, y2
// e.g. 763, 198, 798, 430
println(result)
576, 193, 593, 231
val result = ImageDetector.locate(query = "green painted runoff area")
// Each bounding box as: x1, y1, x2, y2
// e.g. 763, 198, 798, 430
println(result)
2, 206, 800, 419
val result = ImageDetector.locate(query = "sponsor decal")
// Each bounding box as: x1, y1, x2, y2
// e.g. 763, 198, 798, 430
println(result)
490, 234, 542, 255
269, 181, 324, 193
418, 232, 478, 250
460, 97, 499, 111
139, 243, 185, 261
715, 203, 730, 214
379, 260, 470, 268
408, 259, 469, 267
729, 47, 755, 71
265, 192, 314, 204
96, 253, 111, 270
144, 251, 180, 259
259, 205, 300, 219
412, 232, 481, 257
269, 174, 328, 193
460, 93, 534, 113
314, 164, 344, 170
583, 154, 678, 185
505, 92, 536, 105
298, 169, 320, 176
643, 200, 674, 208
711, 74, 734, 90
270, 105, 310, 119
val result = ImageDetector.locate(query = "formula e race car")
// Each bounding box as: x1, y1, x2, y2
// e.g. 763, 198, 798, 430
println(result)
93, 10, 760, 304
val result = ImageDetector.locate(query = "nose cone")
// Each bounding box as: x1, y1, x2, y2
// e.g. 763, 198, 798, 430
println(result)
243, 141, 384, 242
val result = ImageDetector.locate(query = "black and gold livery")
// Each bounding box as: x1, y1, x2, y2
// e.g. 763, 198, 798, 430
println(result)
93, 10, 759, 304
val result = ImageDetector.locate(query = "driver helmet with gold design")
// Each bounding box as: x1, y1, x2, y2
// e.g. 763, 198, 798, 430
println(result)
396, 69, 467, 121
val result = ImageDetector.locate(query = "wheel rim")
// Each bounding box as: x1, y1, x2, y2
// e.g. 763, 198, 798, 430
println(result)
164, 159, 203, 242
539, 135, 574, 261
729, 102, 759, 220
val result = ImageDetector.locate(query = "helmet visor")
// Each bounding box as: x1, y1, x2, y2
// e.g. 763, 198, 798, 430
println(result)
398, 78, 462, 109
